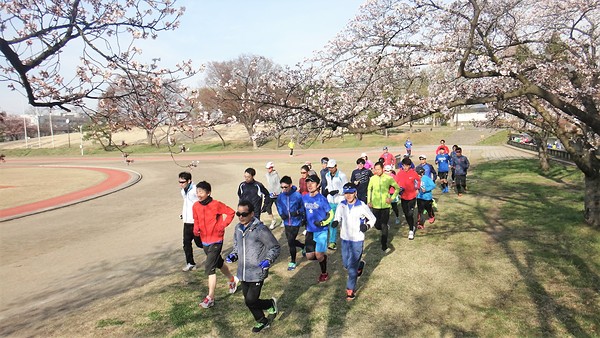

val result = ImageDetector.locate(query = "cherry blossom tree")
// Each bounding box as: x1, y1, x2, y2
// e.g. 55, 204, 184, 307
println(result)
0, 0, 195, 111
241, 0, 599, 227
98, 72, 188, 146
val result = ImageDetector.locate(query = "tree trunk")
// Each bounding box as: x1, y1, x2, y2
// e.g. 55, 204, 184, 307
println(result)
213, 129, 226, 148
584, 174, 600, 228
533, 134, 550, 172
146, 130, 154, 146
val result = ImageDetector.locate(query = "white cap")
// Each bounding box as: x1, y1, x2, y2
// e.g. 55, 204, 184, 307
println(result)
419, 154, 427, 159
326, 159, 337, 168
361, 152, 367, 157
384, 164, 393, 171
265, 161, 274, 168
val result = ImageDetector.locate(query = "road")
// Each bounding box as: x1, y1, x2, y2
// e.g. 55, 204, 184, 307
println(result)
0, 145, 534, 336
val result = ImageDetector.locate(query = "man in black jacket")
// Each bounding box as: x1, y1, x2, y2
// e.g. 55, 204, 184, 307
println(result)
237, 167, 271, 220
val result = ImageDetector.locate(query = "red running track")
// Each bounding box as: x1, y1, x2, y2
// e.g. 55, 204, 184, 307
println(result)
0, 167, 133, 220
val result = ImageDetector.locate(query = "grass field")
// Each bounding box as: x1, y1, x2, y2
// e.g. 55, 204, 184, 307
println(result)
39, 158, 599, 337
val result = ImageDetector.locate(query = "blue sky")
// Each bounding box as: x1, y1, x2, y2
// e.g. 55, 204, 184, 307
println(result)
1, 0, 365, 115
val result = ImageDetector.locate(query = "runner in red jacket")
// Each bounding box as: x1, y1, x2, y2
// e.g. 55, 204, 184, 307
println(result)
193, 181, 238, 309
394, 157, 421, 240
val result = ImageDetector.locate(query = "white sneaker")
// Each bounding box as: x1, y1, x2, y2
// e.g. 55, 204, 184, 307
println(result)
228, 276, 240, 294
182, 263, 196, 271
408, 231, 414, 240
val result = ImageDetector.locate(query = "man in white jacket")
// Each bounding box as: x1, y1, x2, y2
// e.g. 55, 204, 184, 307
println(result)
325, 159, 348, 250
264, 161, 282, 229
332, 182, 376, 300
178, 171, 202, 271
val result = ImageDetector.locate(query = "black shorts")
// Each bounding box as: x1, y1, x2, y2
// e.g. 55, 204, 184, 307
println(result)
203, 243, 225, 275
438, 172, 448, 180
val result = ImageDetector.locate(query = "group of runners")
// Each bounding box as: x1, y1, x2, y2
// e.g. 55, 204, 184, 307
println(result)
176, 139, 470, 333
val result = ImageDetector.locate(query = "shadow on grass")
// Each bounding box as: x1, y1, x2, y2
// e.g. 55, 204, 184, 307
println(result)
441, 159, 599, 336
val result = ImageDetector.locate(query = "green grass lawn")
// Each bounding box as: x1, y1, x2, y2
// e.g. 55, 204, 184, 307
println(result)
44, 158, 599, 337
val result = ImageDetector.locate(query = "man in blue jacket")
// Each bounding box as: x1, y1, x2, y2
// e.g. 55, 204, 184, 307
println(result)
276, 176, 305, 271
226, 200, 281, 333
452, 147, 470, 197
416, 167, 436, 228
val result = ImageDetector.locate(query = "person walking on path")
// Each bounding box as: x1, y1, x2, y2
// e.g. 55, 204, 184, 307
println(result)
302, 174, 334, 282
319, 157, 329, 196
331, 182, 376, 301
416, 167, 436, 228
288, 139, 295, 157
435, 148, 451, 193
275, 176, 306, 271
299, 165, 310, 195
264, 162, 282, 229
450, 145, 459, 186
178, 172, 203, 272
384, 165, 401, 225
325, 159, 348, 250
351, 157, 373, 203
415, 154, 437, 182
192, 181, 239, 309
395, 157, 421, 240
367, 162, 401, 251
452, 147, 470, 197
237, 168, 271, 221
225, 200, 281, 333
404, 138, 413, 157
435, 139, 450, 155
361, 152, 374, 170
379, 146, 396, 167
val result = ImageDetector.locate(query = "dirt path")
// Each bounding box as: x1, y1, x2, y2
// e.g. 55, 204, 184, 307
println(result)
0, 145, 533, 336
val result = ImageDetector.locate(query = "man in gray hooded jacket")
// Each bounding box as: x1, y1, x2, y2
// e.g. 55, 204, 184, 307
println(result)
226, 200, 281, 333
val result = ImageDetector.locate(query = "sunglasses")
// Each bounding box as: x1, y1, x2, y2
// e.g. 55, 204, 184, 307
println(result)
178, 180, 187, 184
280, 185, 290, 189
236, 211, 251, 217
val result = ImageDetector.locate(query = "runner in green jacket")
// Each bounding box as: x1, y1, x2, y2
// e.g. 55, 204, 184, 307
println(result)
367, 162, 402, 251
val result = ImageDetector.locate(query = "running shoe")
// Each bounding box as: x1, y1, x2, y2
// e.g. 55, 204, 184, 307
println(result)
287, 262, 297, 271
346, 289, 356, 301
267, 298, 278, 318
428, 216, 435, 224
328, 242, 337, 250
252, 320, 270, 333
182, 263, 196, 272
357, 260, 365, 277
408, 230, 414, 240
417, 224, 424, 230
318, 273, 329, 282
199, 296, 214, 309
228, 276, 239, 294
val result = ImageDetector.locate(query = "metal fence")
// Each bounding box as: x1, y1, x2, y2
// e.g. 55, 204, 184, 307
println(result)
507, 140, 573, 161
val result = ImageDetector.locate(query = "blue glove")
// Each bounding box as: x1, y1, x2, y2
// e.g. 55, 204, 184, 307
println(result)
258, 259, 271, 270
225, 253, 238, 263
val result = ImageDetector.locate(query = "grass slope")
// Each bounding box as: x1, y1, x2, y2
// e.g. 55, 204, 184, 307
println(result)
41, 159, 599, 337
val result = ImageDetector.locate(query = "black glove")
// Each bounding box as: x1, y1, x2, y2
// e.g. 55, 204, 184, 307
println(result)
314, 220, 328, 227
291, 210, 302, 217
360, 223, 369, 233
331, 220, 339, 228
328, 190, 339, 196
225, 253, 238, 263
323, 189, 329, 196
281, 213, 289, 221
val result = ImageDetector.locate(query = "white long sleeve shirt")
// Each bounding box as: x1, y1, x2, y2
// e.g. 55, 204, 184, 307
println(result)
334, 199, 376, 242
326, 169, 348, 204
181, 182, 198, 223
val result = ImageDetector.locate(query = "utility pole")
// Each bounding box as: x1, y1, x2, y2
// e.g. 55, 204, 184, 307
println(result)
49, 111, 55, 148
66, 118, 71, 148
79, 125, 83, 156
36, 109, 41, 148
23, 116, 28, 148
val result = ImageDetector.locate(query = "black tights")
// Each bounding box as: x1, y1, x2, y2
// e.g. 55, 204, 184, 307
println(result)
241, 281, 274, 322
285, 226, 305, 263
372, 208, 390, 250
401, 198, 416, 231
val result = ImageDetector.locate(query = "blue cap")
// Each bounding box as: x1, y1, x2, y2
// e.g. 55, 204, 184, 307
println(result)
343, 182, 357, 194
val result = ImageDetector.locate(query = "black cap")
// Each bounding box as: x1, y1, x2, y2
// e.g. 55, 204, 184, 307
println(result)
305, 174, 320, 184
